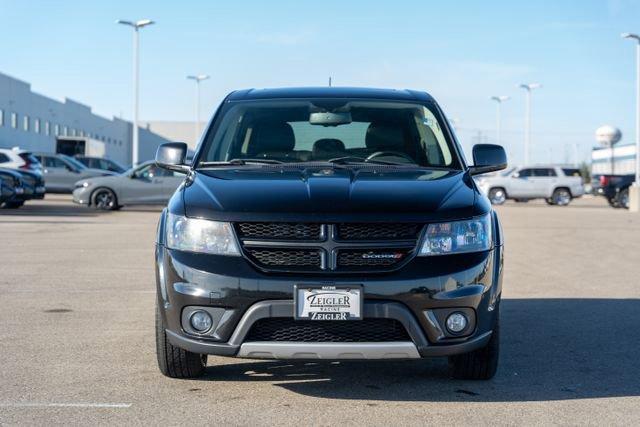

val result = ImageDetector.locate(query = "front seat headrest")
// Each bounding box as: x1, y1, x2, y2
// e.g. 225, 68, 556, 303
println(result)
312, 139, 346, 159
253, 122, 295, 153
365, 122, 405, 151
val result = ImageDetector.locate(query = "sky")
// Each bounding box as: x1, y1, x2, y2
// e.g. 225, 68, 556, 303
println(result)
1, 0, 640, 165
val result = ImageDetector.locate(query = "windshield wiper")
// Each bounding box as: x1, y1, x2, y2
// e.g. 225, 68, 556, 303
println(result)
327, 156, 416, 166
198, 158, 284, 167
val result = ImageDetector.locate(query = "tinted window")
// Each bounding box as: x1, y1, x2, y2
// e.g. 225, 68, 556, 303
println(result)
43, 156, 66, 168
533, 168, 556, 177
562, 168, 581, 177
0, 153, 10, 163
136, 164, 171, 179
199, 99, 459, 168
75, 157, 91, 168
517, 169, 534, 177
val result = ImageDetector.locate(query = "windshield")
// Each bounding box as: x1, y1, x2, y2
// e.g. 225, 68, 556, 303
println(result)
60, 155, 87, 170
197, 99, 461, 168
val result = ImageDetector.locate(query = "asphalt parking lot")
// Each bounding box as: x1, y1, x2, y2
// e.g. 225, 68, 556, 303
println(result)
1, 195, 639, 425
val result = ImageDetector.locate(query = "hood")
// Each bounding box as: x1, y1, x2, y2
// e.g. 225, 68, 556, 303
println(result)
75, 173, 127, 189
183, 167, 481, 222
82, 168, 117, 177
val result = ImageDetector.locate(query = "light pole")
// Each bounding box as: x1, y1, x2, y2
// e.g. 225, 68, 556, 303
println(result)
116, 19, 155, 166
186, 74, 210, 144
518, 83, 541, 165
622, 32, 640, 212
489, 96, 510, 145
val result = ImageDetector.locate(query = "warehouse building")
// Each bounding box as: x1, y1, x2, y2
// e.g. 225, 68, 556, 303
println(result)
0, 71, 170, 165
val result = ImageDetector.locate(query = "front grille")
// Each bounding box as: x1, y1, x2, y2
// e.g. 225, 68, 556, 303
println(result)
245, 248, 321, 269
245, 318, 411, 342
337, 223, 421, 240
237, 222, 422, 273
236, 222, 322, 240
337, 249, 412, 268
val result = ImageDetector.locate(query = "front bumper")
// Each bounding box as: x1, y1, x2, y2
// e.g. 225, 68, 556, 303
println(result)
72, 186, 91, 205
156, 241, 503, 359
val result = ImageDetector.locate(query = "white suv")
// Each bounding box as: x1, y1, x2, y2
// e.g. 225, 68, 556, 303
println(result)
476, 166, 584, 206
0, 148, 42, 172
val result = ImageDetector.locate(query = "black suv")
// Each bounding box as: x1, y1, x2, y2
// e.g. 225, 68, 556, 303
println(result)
154, 87, 507, 380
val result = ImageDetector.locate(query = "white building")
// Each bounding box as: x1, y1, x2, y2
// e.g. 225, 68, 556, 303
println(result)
0, 71, 170, 165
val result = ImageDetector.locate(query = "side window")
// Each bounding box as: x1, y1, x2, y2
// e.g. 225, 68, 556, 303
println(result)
517, 169, 533, 177
44, 157, 66, 168
99, 159, 113, 170
137, 164, 169, 179
0, 153, 10, 163
533, 168, 556, 177
562, 168, 580, 177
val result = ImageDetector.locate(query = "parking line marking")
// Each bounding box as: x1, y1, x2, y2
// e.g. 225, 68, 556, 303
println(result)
0, 402, 131, 409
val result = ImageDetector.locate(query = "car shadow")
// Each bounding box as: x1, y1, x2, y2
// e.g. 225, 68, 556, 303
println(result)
196, 298, 640, 402
0, 202, 101, 217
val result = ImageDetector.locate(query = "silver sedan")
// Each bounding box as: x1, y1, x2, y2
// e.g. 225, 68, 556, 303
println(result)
72, 161, 184, 210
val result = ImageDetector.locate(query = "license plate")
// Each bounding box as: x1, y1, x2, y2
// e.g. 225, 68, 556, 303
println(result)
294, 285, 362, 320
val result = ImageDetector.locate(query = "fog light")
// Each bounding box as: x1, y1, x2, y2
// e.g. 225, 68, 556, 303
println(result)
190, 310, 212, 332
446, 312, 468, 333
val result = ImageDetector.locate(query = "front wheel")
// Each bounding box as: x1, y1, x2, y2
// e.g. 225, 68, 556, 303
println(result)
551, 188, 572, 206
156, 303, 207, 379
448, 306, 500, 380
92, 188, 119, 211
488, 188, 507, 205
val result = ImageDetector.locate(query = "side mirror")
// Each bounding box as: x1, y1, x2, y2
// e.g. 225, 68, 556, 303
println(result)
468, 144, 507, 176
156, 142, 190, 174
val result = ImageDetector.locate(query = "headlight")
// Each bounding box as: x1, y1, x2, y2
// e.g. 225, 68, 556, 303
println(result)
75, 182, 90, 189
419, 213, 492, 256
166, 213, 240, 256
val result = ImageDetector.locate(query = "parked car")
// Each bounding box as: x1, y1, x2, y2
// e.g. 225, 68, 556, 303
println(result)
591, 174, 634, 209
0, 148, 43, 173
9, 169, 46, 207
153, 87, 507, 381
476, 165, 584, 206
74, 156, 127, 174
0, 168, 26, 208
72, 161, 184, 210
33, 153, 116, 193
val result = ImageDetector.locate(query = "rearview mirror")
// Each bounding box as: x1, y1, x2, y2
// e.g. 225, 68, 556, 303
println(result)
468, 144, 507, 176
156, 142, 190, 174
309, 111, 352, 126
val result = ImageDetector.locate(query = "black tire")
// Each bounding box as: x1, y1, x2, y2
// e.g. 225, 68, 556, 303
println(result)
91, 188, 119, 211
551, 187, 572, 206
156, 303, 207, 379
607, 197, 619, 208
617, 188, 630, 210
448, 305, 500, 380
2, 200, 24, 209
488, 188, 507, 205
545, 198, 555, 205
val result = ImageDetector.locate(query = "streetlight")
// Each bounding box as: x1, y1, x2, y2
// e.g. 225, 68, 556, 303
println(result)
518, 83, 541, 165
622, 32, 640, 212
186, 74, 210, 144
489, 96, 510, 145
116, 19, 155, 166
